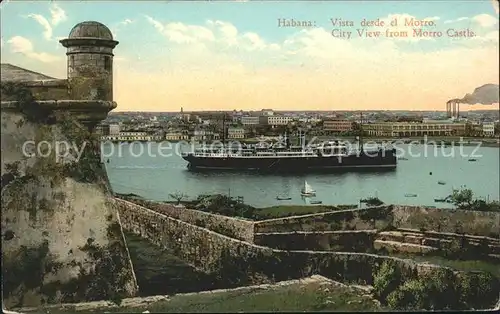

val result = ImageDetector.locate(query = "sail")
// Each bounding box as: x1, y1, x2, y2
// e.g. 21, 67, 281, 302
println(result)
303, 181, 314, 193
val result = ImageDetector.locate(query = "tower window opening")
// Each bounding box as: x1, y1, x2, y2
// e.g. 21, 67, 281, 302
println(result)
104, 56, 111, 71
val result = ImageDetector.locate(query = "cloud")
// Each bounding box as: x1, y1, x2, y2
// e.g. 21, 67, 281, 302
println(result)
444, 17, 469, 24
114, 12, 498, 111
145, 15, 279, 51
26, 14, 53, 40
472, 14, 498, 27
111, 19, 135, 39
492, 0, 499, 15
24, 3, 67, 41
7, 36, 59, 63
49, 3, 67, 26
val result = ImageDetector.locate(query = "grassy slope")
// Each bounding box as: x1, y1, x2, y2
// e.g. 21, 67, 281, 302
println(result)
34, 281, 384, 313
124, 232, 220, 296
387, 252, 500, 279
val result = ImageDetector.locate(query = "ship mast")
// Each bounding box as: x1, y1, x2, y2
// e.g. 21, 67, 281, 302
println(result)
359, 111, 364, 153
222, 112, 226, 147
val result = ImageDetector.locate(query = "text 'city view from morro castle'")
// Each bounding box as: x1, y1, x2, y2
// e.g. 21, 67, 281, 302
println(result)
1, 1, 499, 313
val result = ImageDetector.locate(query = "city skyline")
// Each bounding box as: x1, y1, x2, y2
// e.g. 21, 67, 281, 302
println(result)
1, 0, 499, 112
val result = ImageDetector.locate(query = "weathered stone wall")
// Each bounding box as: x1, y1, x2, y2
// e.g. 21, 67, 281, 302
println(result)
0, 80, 69, 102
392, 205, 500, 238
67, 51, 113, 101
254, 229, 500, 257
1, 105, 137, 308
254, 206, 392, 234
116, 198, 255, 242
254, 205, 500, 239
116, 199, 500, 309
254, 230, 377, 252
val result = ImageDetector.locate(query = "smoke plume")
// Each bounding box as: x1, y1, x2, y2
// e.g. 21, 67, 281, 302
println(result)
448, 84, 499, 105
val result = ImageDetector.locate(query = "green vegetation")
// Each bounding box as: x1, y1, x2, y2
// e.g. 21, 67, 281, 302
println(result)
2, 240, 64, 307
373, 260, 499, 310
450, 188, 500, 212
360, 197, 384, 207
116, 193, 356, 220
177, 194, 354, 220
0, 82, 55, 124
29, 281, 384, 313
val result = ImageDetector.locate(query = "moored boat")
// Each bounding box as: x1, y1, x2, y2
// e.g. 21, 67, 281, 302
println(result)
301, 181, 316, 197
276, 196, 292, 200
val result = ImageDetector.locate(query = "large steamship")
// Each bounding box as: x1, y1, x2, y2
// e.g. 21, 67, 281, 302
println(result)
181, 114, 397, 173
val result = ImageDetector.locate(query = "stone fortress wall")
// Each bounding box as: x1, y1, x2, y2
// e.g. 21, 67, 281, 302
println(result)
116, 197, 500, 257
1, 21, 136, 309
115, 198, 500, 309
120, 198, 256, 242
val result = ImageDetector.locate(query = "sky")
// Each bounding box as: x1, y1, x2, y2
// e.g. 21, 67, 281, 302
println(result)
0, 0, 499, 112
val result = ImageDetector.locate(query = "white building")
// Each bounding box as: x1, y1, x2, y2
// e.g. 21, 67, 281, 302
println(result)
193, 129, 213, 141
228, 127, 245, 139
261, 115, 292, 126
483, 122, 495, 137
101, 131, 152, 141
241, 116, 260, 126
165, 133, 189, 141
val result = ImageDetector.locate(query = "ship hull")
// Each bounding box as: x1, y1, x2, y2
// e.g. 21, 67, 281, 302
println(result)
182, 149, 397, 173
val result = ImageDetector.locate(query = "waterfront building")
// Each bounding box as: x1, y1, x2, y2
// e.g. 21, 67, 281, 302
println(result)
364, 121, 467, 137
483, 122, 495, 137
165, 131, 189, 141
260, 115, 293, 126
228, 127, 245, 139
323, 119, 354, 133
241, 116, 260, 126
102, 131, 152, 141
193, 129, 214, 141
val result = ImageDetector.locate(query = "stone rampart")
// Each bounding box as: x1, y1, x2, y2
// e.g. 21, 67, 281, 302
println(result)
115, 199, 499, 309
1, 102, 137, 308
254, 230, 377, 252
254, 206, 392, 233
391, 205, 500, 238
254, 205, 500, 239
0, 80, 69, 102
115, 197, 255, 242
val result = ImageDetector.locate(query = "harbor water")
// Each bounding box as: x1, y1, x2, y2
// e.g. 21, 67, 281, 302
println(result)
102, 142, 500, 208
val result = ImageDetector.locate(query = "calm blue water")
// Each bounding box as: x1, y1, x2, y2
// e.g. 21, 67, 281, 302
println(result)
102, 142, 499, 208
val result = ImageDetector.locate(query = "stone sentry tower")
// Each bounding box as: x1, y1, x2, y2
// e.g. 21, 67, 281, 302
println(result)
1, 21, 137, 309
60, 21, 118, 102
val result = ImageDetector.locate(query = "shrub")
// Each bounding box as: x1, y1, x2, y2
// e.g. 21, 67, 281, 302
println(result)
373, 261, 402, 301
387, 279, 429, 310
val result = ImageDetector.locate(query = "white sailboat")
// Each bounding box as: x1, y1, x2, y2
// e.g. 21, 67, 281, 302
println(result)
301, 181, 316, 197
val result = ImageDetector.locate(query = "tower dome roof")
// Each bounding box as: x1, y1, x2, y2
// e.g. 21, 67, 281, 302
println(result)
68, 21, 114, 40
